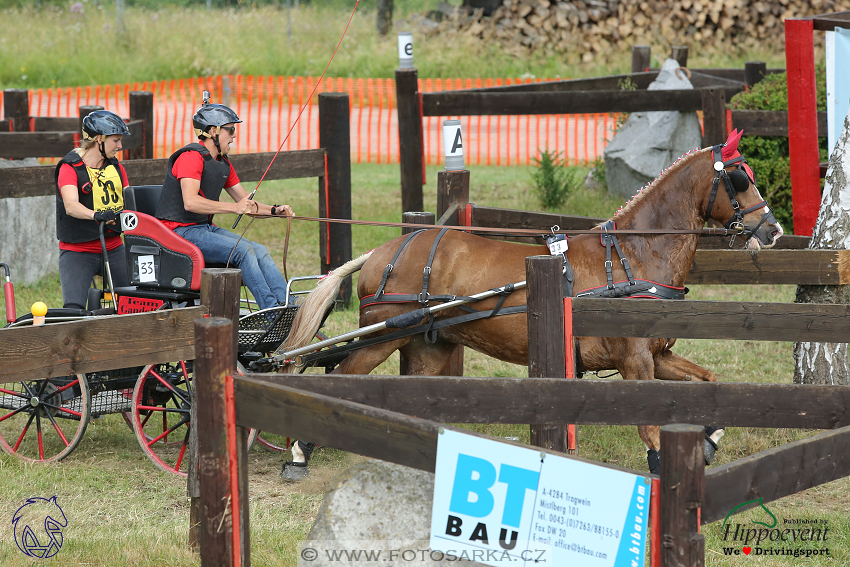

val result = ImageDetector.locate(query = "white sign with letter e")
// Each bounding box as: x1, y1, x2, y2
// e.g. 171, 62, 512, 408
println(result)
430, 429, 651, 567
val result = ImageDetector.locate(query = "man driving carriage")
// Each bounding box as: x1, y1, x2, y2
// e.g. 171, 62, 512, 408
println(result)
155, 95, 295, 310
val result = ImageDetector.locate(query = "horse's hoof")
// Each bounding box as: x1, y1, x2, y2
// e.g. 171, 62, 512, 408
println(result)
704, 436, 719, 465
647, 449, 660, 475
280, 461, 309, 482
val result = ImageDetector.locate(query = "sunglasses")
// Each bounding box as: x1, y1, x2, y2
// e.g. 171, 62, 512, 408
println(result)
219, 126, 236, 135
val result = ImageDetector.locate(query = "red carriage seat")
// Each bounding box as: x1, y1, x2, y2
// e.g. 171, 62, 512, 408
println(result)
121, 186, 205, 291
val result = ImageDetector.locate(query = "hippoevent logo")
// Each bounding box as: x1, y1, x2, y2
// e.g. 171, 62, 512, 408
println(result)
12, 496, 67, 559
719, 498, 830, 559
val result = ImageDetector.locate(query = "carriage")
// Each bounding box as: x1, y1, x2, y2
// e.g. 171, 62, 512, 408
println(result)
0, 185, 322, 474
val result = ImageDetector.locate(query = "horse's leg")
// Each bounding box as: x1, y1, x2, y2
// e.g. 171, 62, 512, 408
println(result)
398, 335, 458, 375
282, 337, 408, 482
653, 350, 724, 465
333, 337, 410, 375
653, 349, 716, 382
615, 346, 664, 474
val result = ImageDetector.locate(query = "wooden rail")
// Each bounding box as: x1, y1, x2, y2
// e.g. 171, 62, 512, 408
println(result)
0, 149, 326, 200
703, 425, 850, 524
0, 120, 144, 159
235, 375, 850, 430
0, 305, 206, 384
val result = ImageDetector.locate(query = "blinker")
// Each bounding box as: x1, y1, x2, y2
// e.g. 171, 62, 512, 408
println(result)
728, 168, 750, 193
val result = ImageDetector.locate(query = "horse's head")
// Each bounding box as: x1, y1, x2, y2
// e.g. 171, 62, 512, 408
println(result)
703, 129, 783, 250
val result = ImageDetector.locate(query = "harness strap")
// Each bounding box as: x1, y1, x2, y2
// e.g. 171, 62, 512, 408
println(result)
601, 221, 636, 290
374, 229, 424, 299
575, 279, 688, 300
360, 292, 477, 310
421, 228, 450, 306
298, 305, 528, 367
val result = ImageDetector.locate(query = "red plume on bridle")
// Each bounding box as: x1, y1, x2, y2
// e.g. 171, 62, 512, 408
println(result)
721, 128, 744, 160
720, 128, 756, 184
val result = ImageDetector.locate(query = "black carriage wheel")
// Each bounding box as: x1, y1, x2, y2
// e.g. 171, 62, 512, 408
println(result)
131, 362, 193, 476
0, 374, 91, 463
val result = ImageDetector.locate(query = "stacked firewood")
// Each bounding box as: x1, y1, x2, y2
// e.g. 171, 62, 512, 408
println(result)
417, 0, 850, 58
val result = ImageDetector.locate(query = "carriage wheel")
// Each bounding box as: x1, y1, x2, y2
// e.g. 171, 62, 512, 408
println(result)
130, 362, 193, 476
0, 374, 91, 463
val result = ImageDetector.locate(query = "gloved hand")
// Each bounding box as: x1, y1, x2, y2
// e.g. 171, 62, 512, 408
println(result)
93, 210, 119, 223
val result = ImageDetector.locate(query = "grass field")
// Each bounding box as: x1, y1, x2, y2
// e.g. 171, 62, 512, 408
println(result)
0, 3, 792, 89
1, 162, 848, 565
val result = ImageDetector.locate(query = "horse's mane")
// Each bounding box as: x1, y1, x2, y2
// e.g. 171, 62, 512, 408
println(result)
603, 146, 710, 224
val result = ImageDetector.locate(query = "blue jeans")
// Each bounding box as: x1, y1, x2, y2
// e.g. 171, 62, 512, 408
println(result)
174, 224, 288, 310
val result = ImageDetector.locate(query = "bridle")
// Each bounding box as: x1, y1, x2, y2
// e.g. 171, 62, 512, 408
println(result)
705, 143, 777, 248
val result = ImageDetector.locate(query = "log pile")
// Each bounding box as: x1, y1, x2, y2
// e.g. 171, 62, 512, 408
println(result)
417, 0, 850, 59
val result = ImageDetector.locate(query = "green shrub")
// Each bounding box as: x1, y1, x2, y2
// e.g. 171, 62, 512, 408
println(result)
728, 67, 828, 234
531, 148, 580, 209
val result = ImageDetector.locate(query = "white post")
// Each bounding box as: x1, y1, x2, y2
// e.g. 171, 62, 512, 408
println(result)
442, 119, 464, 171
398, 32, 414, 69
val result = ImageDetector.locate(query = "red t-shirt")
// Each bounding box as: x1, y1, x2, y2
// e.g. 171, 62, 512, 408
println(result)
57, 162, 129, 252
160, 151, 241, 230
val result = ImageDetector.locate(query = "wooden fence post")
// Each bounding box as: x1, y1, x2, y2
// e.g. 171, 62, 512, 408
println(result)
744, 62, 767, 89
526, 255, 568, 453
436, 170, 469, 377
195, 316, 249, 567
318, 92, 353, 307
660, 424, 705, 567
396, 67, 424, 214
129, 91, 154, 160
632, 45, 651, 73
399, 211, 435, 376
700, 88, 726, 147
4, 89, 29, 133
670, 46, 688, 68
190, 269, 242, 553
79, 105, 104, 137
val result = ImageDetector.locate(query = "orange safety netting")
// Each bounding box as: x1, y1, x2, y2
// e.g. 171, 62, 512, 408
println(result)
13, 76, 617, 165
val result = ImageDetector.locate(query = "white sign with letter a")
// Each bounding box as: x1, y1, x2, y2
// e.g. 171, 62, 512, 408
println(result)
430, 429, 651, 567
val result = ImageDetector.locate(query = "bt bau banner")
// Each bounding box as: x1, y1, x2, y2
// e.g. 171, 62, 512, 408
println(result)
430, 430, 651, 567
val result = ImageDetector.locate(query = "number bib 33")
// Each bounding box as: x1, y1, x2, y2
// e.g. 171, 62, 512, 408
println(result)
86, 164, 124, 213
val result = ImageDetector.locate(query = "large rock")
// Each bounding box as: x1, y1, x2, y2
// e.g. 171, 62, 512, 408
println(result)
300, 459, 486, 567
604, 58, 703, 199
0, 158, 59, 285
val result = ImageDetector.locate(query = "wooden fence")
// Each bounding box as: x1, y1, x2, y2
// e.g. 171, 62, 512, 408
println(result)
0, 89, 152, 160
194, 254, 850, 566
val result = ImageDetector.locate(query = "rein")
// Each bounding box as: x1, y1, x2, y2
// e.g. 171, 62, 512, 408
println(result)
288, 215, 742, 238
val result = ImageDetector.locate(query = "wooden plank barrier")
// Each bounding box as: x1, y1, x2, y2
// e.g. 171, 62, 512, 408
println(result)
231, 375, 850, 430
0, 306, 205, 384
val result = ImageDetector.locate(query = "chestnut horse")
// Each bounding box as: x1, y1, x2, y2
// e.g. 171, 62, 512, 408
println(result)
281, 131, 783, 467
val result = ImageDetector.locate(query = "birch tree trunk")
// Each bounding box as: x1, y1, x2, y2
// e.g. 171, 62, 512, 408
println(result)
794, 112, 850, 385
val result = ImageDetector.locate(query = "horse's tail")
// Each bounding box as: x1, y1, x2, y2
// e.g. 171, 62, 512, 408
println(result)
278, 250, 374, 360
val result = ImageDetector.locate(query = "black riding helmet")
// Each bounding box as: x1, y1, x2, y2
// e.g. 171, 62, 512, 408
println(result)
82, 110, 130, 163
82, 110, 130, 140
193, 91, 241, 155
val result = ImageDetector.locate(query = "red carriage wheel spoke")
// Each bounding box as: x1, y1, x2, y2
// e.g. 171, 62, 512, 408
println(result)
12, 413, 36, 452
149, 371, 191, 406
146, 418, 189, 447
162, 412, 168, 443
0, 405, 30, 424
135, 405, 185, 414
53, 379, 81, 396
36, 412, 44, 460
174, 430, 190, 470
41, 409, 70, 447
0, 386, 29, 398
37, 401, 83, 419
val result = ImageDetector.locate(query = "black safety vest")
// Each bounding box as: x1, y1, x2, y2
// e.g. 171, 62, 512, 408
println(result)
54, 151, 123, 243
155, 143, 232, 225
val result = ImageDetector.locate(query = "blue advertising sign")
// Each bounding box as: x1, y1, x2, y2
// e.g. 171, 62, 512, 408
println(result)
826, 27, 850, 155
430, 430, 650, 567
